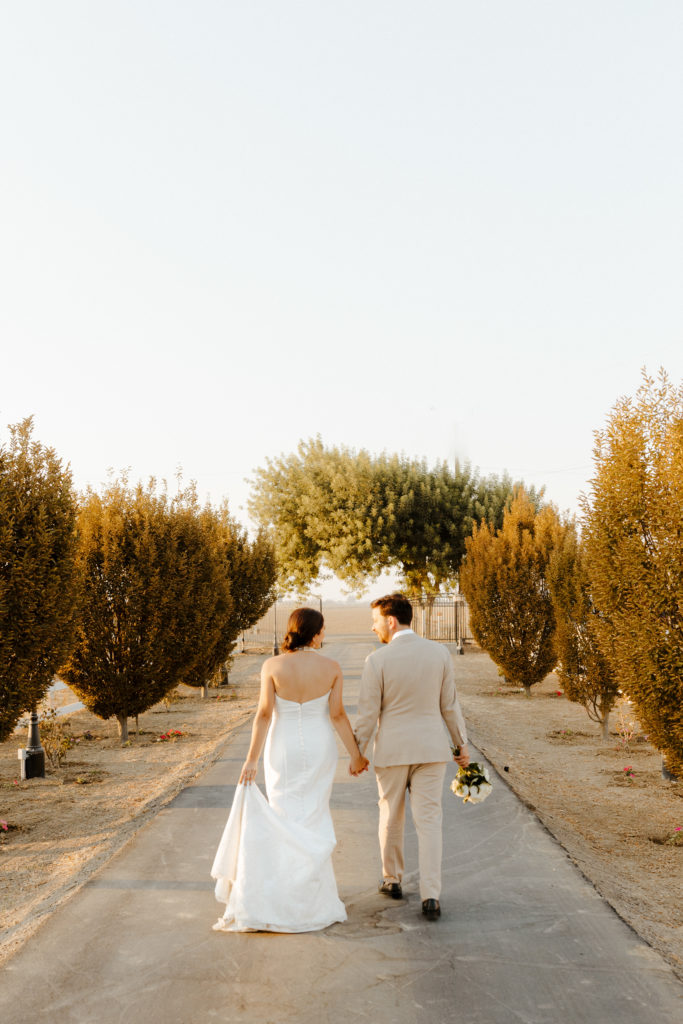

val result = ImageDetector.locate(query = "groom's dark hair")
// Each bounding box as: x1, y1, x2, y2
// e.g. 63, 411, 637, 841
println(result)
371, 593, 413, 625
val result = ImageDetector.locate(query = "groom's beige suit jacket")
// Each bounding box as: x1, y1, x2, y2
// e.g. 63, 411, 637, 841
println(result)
355, 631, 467, 767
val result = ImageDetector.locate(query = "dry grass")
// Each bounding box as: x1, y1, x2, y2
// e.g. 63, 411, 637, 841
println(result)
454, 645, 683, 979
0, 657, 262, 965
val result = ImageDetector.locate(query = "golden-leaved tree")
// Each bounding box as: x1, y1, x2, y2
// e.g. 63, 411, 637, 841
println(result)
61, 477, 232, 741
0, 419, 80, 742
181, 504, 276, 697
547, 523, 619, 739
460, 490, 563, 696
582, 370, 683, 775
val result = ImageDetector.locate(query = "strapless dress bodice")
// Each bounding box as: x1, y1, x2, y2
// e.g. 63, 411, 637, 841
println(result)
274, 692, 331, 718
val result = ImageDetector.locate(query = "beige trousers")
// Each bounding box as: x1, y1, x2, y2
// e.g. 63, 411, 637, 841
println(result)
375, 762, 447, 901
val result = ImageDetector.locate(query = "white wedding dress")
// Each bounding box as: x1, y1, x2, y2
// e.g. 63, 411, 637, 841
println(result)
211, 691, 347, 932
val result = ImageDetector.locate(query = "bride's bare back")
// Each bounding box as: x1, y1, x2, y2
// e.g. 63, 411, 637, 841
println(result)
238, 608, 369, 784
264, 650, 340, 704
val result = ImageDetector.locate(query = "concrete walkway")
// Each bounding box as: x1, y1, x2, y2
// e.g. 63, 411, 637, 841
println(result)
1, 640, 681, 1023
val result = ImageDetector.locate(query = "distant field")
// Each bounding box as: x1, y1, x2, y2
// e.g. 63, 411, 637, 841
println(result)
242, 603, 373, 646
321, 605, 373, 636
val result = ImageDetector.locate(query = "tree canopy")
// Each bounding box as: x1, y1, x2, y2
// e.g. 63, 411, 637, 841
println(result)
249, 438, 535, 595
0, 419, 80, 742
460, 490, 563, 695
61, 478, 234, 740
547, 522, 619, 738
181, 505, 277, 695
581, 370, 683, 774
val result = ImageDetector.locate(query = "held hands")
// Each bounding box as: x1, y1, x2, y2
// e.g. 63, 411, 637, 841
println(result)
239, 759, 258, 785
349, 754, 370, 777
452, 743, 470, 768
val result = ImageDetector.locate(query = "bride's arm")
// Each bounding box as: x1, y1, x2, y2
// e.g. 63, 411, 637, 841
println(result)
328, 669, 369, 776
239, 662, 276, 784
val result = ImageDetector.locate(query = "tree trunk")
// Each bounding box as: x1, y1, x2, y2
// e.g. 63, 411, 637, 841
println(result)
135, 714, 139, 735
601, 712, 610, 742
116, 714, 129, 743
523, 684, 532, 698
201, 682, 209, 699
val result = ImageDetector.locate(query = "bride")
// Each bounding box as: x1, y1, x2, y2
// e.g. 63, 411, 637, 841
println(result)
211, 607, 369, 933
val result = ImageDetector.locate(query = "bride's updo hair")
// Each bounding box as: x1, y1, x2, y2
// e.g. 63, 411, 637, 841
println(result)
281, 607, 324, 652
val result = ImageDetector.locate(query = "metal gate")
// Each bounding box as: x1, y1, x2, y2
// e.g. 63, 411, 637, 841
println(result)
409, 596, 470, 653
239, 597, 324, 653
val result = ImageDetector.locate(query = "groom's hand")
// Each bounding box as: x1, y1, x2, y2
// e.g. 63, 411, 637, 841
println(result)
349, 756, 370, 776
453, 743, 470, 767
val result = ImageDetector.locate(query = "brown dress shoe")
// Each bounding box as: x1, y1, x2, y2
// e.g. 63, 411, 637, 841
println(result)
378, 881, 403, 899
422, 898, 441, 921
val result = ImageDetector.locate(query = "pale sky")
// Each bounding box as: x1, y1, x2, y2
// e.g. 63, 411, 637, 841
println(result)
2, 2, 682, 598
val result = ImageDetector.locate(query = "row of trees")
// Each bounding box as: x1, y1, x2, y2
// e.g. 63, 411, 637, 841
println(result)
249, 438, 539, 594
0, 420, 276, 744
459, 489, 619, 736
460, 372, 682, 776
247, 374, 681, 775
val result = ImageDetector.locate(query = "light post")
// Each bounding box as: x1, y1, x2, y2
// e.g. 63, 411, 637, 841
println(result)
272, 597, 279, 655
18, 707, 45, 780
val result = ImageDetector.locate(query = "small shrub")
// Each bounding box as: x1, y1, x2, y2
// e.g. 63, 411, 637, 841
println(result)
616, 705, 638, 751
550, 728, 576, 740
40, 708, 75, 768
158, 729, 183, 742
650, 827, 683, 847
162, 688, 181, 712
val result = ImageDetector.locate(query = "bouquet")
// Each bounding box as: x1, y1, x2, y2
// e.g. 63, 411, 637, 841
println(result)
451, 749, 493, 804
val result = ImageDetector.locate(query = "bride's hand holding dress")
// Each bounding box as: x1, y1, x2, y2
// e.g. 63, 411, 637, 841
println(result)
212, 613, 367, 933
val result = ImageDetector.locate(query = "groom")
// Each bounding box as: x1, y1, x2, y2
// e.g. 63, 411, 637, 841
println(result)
354, 593, 469, 921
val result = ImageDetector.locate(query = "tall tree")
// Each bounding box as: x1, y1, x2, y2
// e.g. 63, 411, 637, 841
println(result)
182, 505, 277, 697
173, 502, 235, 699
61, 477, 230, 741
460, 490, 563, 696
0, 419, 80, 742
249, 438, 526, 595
582, 370, 683, 775
228, 525, 278, 633
547, 523, 619, 739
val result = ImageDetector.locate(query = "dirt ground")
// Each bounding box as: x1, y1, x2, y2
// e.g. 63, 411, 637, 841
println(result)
0, 655, 263, 967
453, 646, 683, 979
1, 639, 681, 980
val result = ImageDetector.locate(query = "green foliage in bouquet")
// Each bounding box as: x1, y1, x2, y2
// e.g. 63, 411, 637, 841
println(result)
581, 370, 683, 776
460, 490, 564, 696
0, 419, 80, 742
451, 761, 492, 804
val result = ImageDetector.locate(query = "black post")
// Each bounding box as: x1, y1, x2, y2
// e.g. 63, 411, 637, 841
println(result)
24, 710, 46, 779
272, 599, 279, 655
